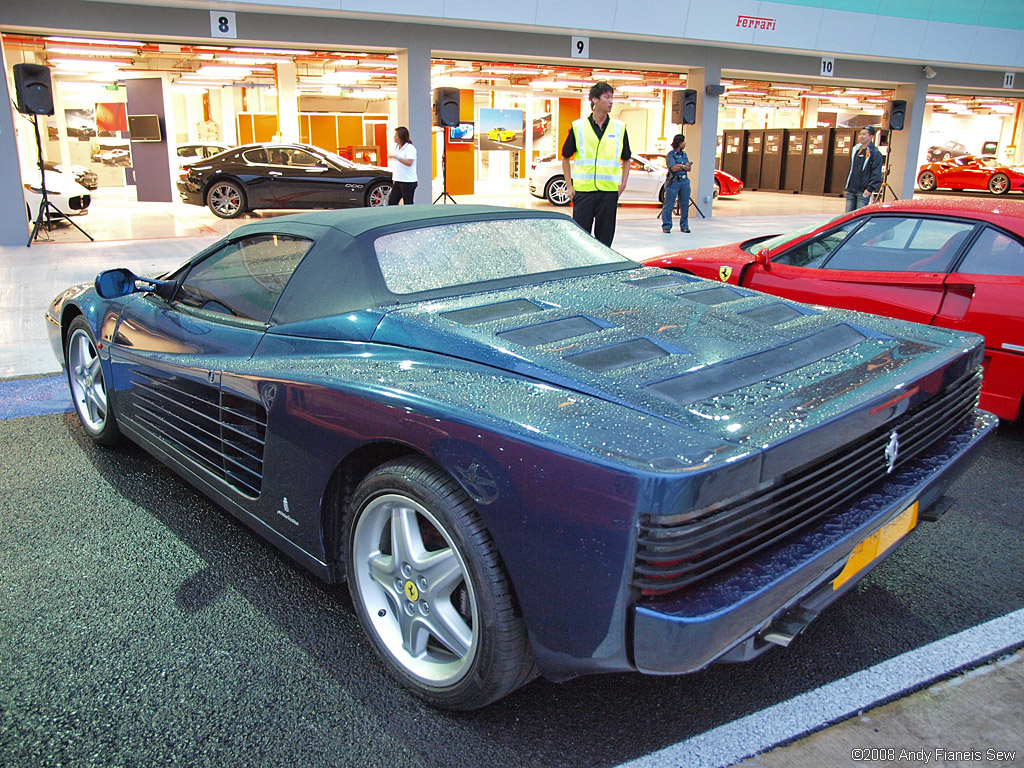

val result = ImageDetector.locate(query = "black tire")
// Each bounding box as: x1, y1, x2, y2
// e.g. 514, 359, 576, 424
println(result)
544, 176, 571, 206
989, 173, 1010, 195
917, 171, 938, 191
206, 180, 247, 218
344, 456, 535, 710
65, 316, 122, 445
366, 181, 391, 207
658, 184, 666, 204
713, 180, 721, 199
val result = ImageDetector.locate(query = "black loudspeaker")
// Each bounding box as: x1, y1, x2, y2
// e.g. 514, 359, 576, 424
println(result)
886, 99, 907, 131
13, 63, 54, 116
671, 89, 698, 125
432, 88, 460, 127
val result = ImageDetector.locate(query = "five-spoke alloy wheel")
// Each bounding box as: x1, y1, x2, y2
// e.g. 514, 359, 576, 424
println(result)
65, 316, 121, 445
345, 457, 534, 710
545, 176, 571, 206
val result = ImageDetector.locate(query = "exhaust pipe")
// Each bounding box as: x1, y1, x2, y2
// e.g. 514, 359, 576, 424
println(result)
760, 607, 819, 648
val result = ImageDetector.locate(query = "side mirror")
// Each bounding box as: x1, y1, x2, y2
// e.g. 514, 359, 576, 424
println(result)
95, 268, 176, 300
756, 248, 771, 270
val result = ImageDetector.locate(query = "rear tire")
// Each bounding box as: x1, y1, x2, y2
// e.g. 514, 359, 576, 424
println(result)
345, 457, 535, 709
545, 176, 570, 206
989, 173, 1010, 195
206, 180, 247, 218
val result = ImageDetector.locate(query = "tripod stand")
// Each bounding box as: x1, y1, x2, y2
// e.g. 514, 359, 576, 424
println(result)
27, 113, 93, 247
874, 146, 899, 204
433, 145, 456, 204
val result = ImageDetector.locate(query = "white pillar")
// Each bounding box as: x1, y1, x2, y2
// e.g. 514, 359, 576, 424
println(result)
684, 65, 721, 219
396, 43, 431, 204
888, 82, 927, 199
276, 60, 300, 143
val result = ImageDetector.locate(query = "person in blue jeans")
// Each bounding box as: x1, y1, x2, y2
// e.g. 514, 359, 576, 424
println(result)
661, 133, 692, 233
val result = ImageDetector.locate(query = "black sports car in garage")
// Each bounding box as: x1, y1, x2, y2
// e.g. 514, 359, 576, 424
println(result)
177, 142, 393, 218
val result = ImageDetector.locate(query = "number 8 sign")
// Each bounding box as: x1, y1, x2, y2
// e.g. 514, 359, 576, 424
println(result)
211, 10, 237, 39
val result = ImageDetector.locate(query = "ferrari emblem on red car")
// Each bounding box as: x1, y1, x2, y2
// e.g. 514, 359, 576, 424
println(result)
719, 266, 732, 282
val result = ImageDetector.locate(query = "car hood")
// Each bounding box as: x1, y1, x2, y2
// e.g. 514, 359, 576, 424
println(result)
371, 266, 980, 467
646, 242, 760, 272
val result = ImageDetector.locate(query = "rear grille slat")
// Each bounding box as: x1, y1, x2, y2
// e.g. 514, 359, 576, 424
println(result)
130, 371, 267, 497
633, 368, 982, 594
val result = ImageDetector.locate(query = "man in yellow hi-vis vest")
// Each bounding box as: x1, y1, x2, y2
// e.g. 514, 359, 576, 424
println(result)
560, 81, 631, 247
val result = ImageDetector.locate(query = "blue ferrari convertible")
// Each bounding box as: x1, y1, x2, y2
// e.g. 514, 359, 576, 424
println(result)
47, 206, 996, 709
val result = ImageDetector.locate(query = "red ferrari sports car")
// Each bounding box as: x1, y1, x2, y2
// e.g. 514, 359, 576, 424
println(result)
643, 198, 1024, 420
917, 155, 1024, 195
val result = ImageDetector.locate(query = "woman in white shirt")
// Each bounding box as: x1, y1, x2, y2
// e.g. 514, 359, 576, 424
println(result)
388, 126, 418, 205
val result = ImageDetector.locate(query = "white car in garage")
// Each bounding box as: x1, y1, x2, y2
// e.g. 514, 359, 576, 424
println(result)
528, 153, 668, 206
24, 169, 92, 222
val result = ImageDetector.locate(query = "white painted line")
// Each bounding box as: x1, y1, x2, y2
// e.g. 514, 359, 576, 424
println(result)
612, 608, 1024, 768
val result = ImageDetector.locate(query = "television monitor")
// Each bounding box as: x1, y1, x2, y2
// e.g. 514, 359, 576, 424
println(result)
128, 114, 163, 142
448, 123, 475, 142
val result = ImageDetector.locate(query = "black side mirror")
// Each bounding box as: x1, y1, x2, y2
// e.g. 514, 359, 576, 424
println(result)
96, 268, 176, 300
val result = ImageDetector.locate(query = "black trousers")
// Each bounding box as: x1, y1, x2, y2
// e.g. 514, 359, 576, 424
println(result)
571, 190, 619, 247
389, 181, 417, 205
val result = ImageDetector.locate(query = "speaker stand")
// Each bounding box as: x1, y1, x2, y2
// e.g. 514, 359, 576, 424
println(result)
874, 147, 900, 204
27, 114, 93, 247
433, 145, 457, 204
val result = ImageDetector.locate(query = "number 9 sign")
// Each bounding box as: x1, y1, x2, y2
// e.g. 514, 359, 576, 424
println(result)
211, 10, 237, 39
571, 36, 590, 59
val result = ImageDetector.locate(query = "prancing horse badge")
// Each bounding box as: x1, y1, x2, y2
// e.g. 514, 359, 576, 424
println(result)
719, 266, 732, 282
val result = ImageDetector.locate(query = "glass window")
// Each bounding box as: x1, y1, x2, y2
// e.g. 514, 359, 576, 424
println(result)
773, 225, 857, 268
823, 217, 975, 272
242, 148, 268, 164
283, 148, 321, 167
177, 234, 313, 323
373, 219, 630, 295
957, 228, 1024, 276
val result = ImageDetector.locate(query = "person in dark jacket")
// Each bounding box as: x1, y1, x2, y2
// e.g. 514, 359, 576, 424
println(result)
845, 126, 884, 211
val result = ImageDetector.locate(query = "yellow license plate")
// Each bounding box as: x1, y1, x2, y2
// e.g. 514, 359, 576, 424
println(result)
832, 501, 919, 590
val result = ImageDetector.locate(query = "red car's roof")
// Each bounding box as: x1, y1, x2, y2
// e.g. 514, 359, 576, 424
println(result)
869, 197, 1024, 229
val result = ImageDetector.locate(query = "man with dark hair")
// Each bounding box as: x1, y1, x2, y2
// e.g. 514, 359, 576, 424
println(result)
560, 81, 631, 246
845, 125, 883, 211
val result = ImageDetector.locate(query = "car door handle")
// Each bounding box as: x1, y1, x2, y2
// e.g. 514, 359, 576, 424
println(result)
268, 171, 283, 176
305, 167, 328, 173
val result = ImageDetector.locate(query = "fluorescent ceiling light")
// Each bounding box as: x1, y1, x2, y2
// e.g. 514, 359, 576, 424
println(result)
844, 89, 883, 96
51, 59, 124, 72
47, 36, 142, 46
215, 56, 293, 65
197, 65, 253, 78
597, 72, 645, 81
482, 67, 545, 75
47, 45, 138, 57
230, 46, 312, 56
725, 90, 767, 96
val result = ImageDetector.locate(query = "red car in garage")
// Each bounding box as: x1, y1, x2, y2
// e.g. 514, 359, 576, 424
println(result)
917, 155, 1024, 195
642, 198, 1024, 420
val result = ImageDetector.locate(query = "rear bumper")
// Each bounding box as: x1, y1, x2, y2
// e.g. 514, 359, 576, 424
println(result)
176, 181, 203, 206
631, 409, 997, 675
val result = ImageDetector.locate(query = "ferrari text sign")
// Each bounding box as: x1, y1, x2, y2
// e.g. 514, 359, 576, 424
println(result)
737, 15, 776, 30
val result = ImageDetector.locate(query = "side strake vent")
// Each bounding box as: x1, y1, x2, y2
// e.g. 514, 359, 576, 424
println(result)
497, 316, 604, 347
440, 299, 543, 325
738, 304, 803, 326
130, 371, 267, 497
646, 324, 866, 407
566, 338, 670, 373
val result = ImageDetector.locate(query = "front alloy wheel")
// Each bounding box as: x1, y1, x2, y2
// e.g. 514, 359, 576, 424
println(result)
345, 457, 534, 709
65, 316, 121, 445
917, 171, 937, 191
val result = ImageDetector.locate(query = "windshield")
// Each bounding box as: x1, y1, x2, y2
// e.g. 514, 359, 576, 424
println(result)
741, 213, 847, 255
374, 218, 631, 295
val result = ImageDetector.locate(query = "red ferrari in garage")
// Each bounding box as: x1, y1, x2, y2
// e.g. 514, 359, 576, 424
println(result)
643, 198, 1024, 420
917, 155, 1024, 195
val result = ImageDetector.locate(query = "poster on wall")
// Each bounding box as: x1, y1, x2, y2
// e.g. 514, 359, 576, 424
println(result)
479, 108, 525, 151
95, 103, 128, 137
64, 108, 96, 140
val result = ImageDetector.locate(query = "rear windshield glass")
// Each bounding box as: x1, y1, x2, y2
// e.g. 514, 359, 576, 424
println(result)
373, 218, 631, 294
